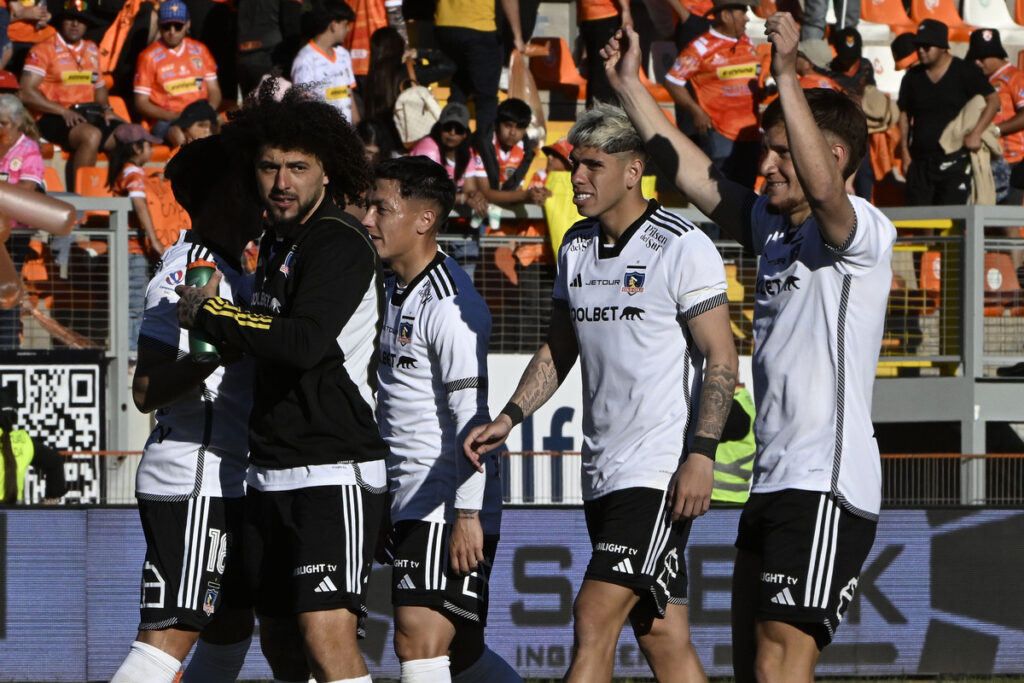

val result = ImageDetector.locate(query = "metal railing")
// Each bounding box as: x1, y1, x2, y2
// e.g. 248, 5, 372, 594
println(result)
4, 201, 1024, 508
25, 450, 1024, 507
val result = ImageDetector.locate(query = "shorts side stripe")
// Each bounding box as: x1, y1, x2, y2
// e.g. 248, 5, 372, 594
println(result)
426, 523, 438, 590
438, 524, 448, 591
810, 497, 834, 608
190, 497, 211, 610
642, 489, 671, 576
819, 506, 841, 608
177, 498, 195, 609
804, 494, 827, 606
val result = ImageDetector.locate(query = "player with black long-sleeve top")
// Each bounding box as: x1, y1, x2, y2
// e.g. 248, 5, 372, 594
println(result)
176, 85, 386, 683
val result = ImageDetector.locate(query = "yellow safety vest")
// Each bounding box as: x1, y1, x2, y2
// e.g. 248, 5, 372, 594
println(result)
712, 387, 755, 505
0, 429, 35, 503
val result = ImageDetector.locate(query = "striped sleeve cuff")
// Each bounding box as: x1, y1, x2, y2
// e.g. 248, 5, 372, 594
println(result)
682, 292, 729, 321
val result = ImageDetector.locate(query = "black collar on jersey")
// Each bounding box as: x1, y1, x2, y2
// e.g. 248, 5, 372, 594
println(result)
390, 250, 447, 306
255, 198, 350, 283
598, 198, 660, 259
180, 226, 244, 273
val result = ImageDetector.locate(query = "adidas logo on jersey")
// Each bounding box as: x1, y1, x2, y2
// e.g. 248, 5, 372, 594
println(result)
611, 558, 634, 574
770, 587, 796, 606
397, 574, 416, 590
314, 576, 338, 593
569, 273, 582, 288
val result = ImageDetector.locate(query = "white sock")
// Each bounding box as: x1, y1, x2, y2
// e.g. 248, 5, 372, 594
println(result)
400, 655, 451, 683
109, 640, 182, 683
180, 636, 251, 683
452, 647, 522, 683
325, 676, 373, 683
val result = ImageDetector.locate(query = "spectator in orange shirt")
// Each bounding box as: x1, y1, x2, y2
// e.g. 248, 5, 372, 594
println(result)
664, 0, 762, 188
2, 0, 53, 74
134, 2, 221, 148
106, 123, 163, 353
19, 0, 124, 192
967, 28, 1024, 207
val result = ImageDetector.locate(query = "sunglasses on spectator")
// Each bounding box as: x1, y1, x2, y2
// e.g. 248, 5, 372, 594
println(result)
161, 22, 185, 31
442, 123, 467, 135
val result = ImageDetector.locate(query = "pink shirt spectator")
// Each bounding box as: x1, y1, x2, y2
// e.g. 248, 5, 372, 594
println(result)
1, 134, 46, 229
409, 136, 486, 188
0, 134, 45, 188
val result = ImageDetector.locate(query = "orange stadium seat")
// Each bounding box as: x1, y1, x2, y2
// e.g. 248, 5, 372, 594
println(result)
107, 95, 132, 123
528, 36, 586, 99
43, 165, 64, 193
74, 165, 114, 226
861, 0, 917, 36
909, 0, 974, 42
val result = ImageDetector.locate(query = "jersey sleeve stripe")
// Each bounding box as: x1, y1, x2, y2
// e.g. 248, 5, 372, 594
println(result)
202, 298, 273, 329
444, 376, 487, 393
682, 292, 729, 321
652, 209, 695, 233
439, 262, 460, 295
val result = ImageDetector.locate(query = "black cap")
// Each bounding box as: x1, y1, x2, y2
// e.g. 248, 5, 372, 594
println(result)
966, 28, 1007, 63
891, 32, 919, 70
51, 0, 98, 26
173, 100, 218, 130
833, 27, 863, 61
913, 19, 949, 49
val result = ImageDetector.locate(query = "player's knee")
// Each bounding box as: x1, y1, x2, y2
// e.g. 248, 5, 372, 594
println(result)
393, 623, 449, 661
572, 598, 619, 648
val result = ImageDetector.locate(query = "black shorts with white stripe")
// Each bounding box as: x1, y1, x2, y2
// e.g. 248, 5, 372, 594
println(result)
243, 484, 386, 629
735, 489, 877, 647
583, 487, 692, 621
388, 520, 498, 626
137, 496, 249, 631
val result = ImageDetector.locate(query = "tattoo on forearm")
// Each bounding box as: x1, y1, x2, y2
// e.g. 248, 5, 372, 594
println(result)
695, 362, 737, 439
510, 351, 559, 417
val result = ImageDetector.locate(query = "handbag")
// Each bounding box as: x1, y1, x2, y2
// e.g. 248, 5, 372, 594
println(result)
393, 59, 441, 147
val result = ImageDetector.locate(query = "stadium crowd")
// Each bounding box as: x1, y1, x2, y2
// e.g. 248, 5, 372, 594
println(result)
0, 0, 1022, 682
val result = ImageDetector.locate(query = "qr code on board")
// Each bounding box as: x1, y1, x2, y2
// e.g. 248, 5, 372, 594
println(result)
0, 363, 103, 503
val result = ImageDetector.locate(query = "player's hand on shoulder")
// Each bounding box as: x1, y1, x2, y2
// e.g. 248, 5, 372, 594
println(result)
450, 510, 484, 575
462, 417, 512, 473
669, 453, 713, 521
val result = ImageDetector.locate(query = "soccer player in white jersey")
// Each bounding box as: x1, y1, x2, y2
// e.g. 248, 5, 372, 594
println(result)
362, 156, 523, 683
291, 0, 360, 124
603, 15, 897, 683
111, 135, 264, 683
465, 105, 739, 681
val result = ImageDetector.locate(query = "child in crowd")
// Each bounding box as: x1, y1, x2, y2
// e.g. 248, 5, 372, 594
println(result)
291, 0, 359, 124
106, 123, 164, 354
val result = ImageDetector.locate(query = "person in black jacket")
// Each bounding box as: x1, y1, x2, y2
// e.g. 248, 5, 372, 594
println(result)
175, 83, 388, 683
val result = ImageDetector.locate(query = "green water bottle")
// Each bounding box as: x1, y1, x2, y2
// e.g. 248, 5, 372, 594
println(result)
185, 259, 220, 362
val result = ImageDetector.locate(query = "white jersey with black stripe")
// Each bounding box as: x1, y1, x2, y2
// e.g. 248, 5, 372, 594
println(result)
135, 231, 253, 500
377, 251, 500, 532
552, 200, 729, 501
748, 194, 896, 519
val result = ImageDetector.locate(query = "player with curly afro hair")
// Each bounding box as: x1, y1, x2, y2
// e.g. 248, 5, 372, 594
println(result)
222, 78, 372, 210
174, 73, 390, 683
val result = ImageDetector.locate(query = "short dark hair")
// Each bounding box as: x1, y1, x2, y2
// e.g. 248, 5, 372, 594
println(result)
302, 0, 355, 40
376, 156, 456, 228
761, 88, 867, 179
496, 98, 532, 128
223, 80, 372, 208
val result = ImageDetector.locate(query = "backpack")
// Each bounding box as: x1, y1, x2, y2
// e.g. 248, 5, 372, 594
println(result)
393, 60, 441, 147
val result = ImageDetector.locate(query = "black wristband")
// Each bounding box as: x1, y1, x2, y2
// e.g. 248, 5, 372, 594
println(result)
501, 401, 524, 427
690, 435, 718, 462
